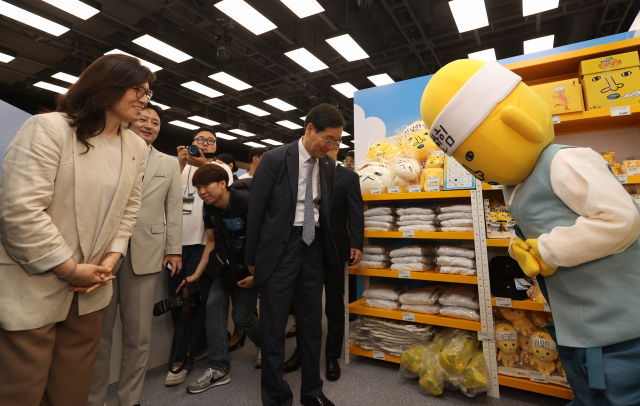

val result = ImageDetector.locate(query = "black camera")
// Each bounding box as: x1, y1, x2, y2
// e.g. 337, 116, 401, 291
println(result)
187, 145, 203, 157
153, 281, 206, 317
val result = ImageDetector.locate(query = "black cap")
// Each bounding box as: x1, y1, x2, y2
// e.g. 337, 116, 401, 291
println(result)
489, 256, 528, 300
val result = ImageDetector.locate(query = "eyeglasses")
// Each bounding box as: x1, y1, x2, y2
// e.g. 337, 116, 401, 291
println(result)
195, 137, 216, 145
132, 85, 153, 100
316, 131, 341, 147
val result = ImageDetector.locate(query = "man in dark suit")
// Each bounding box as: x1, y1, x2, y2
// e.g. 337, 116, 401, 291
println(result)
245, 104, 344, 406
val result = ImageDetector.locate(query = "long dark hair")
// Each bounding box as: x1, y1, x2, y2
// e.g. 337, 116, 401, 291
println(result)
56, 54, 155, 152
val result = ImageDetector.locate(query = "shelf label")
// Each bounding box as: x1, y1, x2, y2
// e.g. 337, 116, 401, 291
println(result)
398, 270, 411, 279
427, 185, 440, 192
402, 230, 416, 238
514, 369, 529, 378
388, 186, 400, 193
373, 351, 385, 360
371, 187, 382, 194
491, 185, 504, 190
495, 297, 512, 307
617, 174, 629, 184
409, 185, 421, 193
427, 176, 440, 184
543, 302, 551, 312
611, 106, 631, 116
402, 312, 416, 321
627, 167, 640, 176
529, 371, 548, 383
552, 115, 561, 124
478, 332, 494, 342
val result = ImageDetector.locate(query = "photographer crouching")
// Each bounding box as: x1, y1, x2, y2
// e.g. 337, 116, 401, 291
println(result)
175, 164, 260, 394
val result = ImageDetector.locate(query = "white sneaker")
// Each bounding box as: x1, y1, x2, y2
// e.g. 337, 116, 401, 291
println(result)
255, 347, 261, 369
165, 363, 188, 386
186, 368, 231, 394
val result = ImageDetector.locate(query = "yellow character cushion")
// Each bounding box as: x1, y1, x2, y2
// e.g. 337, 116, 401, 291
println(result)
366, 140, 402, 160
420, 152, 445, 189
529, 331, 558, 374
495, 323, 519, 367
500, 308, 534, 337
357, 162, 392, 193
420, 59, 554, 186
390, 156, 422, 188
401, 120, 440, 161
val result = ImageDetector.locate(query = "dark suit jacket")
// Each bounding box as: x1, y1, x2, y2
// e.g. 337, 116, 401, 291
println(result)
245, 140, 340, 285
329, 165, 364, 265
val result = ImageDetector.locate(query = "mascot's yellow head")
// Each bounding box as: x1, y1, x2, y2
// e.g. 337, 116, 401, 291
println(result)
420, 59, 555, 185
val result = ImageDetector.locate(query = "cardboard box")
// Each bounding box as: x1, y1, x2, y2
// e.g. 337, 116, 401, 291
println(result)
531, 79, 584, 115
579, 51, 640, 111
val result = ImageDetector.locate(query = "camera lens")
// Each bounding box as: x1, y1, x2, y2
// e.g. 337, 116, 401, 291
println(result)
188, 145, 200, 156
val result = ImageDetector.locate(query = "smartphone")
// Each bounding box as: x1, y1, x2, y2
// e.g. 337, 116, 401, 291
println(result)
349, 256, 355, 266
165, 263, 173, 272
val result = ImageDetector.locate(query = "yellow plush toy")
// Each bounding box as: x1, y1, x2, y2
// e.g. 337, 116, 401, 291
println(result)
500, 309, 534, 337
366, 139, 402, 161
420, 152, 444, 190
529, 331, 558, 374
401, 120, 440, 162
495, 323, 519, 367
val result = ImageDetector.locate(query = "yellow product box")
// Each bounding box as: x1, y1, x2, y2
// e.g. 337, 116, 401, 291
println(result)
623, 160, 640, 175
530, 79, 584, 115
600, 150, 616, 164
579, 51, 640, 111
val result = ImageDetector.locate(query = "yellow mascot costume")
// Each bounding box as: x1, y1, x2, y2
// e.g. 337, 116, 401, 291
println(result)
421, 59, 640, 405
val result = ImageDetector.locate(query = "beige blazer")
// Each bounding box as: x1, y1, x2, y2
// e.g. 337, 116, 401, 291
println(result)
0, 112, 146, 331
128, 146, 183, 275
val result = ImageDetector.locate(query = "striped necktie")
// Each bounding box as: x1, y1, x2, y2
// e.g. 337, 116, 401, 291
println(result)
302, 157, 317, 245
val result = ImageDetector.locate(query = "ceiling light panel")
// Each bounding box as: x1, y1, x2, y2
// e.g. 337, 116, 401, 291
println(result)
0, 51, 14, 63
332, 82, 358, 98
449, 0, 489, 33
151, 102, 170, 110
169, 120, 199, 130
104, 49, 162, 72
284, 48, 328, 72
264, 98, 296, 111
326, 34, 369, 62
341, 131, 350, 136
339, 143, 349, 149
0, 0, 70, 36
34, 81, 68, 93
133, 35, 192, 63
300, 116, 306, 120
280, 0, 323, 18
181, 81, 223, 98
244, 141, 268, 148
262, 139, 284, 146
216, 132, 237, 140
42, 0, 99, 20
209, 72, 251, 91
367, 73, 394, 86
214, 0, 277, 36
188, 116, 220, 126
522, 0, 559, 16
52, 72, 78, 83
468, 48, 496, 62
230, 129, 255, 137
238, 105, 270, 117
276, 120, 303, 130
524, 35, 555, 54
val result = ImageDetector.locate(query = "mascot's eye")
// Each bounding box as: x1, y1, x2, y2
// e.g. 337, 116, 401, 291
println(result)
546, 352, 550, 355
374, 172, 383, 176
536, 350, 539, 353
512, 343, 515, 346
503, 343, 507, 347
592, 76, 601, 82
465, 151, 474, 161
622, 71, 632, 77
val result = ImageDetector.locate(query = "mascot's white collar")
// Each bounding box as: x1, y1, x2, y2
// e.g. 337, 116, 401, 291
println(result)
427, 61, 521, 154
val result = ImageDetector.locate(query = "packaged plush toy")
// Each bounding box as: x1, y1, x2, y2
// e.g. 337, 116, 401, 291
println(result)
495, 323, 519, 367
400, 120, 441, 163
356, 161, 392, 194
420, 151, 445, 191
366, 134, 403, 161
390, 155, 422, 192
499, 308, 534, 337
529, 331, 558, 373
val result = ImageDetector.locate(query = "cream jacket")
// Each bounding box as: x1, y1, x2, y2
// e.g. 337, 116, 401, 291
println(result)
0, 112, 146, 331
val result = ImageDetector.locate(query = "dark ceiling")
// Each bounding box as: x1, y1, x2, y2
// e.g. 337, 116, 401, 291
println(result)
1, 0, 639, 162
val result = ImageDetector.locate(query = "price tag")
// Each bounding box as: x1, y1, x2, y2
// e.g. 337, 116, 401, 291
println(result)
398, 270, 411, 279
543, 302, 551, 312
427, 177, 440, 184
627, 167, 640, 175
558, 378, 569, 387
611, 106, 631, 116
373, 351, 385, 360
617, 174, 629, 184
552, 115, 561, 124
529, 371, 548, 383
402, 312, 416, 322
371, 187, 382, 194
491, 185, 504, 190
495, 297, 512, 307
478, 332, 494, 342
409, 185, 421, 193
427, 185, 440, 192
514, 369, 528, 378
387, 186, 400, 193
402, 230, 415, 238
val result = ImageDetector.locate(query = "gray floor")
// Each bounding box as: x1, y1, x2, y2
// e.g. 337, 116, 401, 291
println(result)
105, 316, 569, 406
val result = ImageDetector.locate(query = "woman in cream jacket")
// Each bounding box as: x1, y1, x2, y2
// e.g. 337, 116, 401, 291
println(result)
0, 54, 153, 406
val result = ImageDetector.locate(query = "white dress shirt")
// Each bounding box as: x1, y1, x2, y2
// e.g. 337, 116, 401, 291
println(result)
293, 137, 320, 226
238, 172, 252, 179
509, 148, 640, 268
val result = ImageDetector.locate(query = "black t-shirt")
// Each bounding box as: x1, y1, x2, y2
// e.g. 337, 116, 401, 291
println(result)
202, 188, 250, 251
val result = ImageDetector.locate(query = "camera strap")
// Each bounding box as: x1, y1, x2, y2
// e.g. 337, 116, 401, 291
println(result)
168, 287, 191, 374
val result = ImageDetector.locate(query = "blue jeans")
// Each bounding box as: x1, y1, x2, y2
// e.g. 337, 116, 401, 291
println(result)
168, 244, 210, 369
205, 276, 260, 372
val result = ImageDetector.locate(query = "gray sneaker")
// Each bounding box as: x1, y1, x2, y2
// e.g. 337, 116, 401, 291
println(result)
186, 368, 230, 394
255, 347, 261, 369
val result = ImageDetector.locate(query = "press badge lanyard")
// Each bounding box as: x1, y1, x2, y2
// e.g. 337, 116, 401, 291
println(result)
182, 166, 196, 214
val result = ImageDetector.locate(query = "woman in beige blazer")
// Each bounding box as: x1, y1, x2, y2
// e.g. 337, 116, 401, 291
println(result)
0, 54, 153, 406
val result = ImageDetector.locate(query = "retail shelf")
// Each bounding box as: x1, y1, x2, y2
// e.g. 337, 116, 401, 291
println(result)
625, 175, 640, 184
486, 239, 510, 247
362, 190, 471, 201
349, 298, 482, 331
349, 343, 401, 363
492, 297, 549, 312
499, 375, 573, 400
364, 231, 474, 240
349, 267, 478, 284
549, 104, 640, 136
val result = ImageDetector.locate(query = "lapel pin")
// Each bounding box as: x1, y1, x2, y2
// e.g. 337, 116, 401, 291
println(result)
132, 156, 136, 160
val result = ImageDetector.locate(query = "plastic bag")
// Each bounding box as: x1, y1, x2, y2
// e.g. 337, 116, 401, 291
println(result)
398, 214, 436, 221
365, 227, 397, 232
357, 161, 393, 194
439, 285, 479, 309
361, 253, 390, 262
439, 306, 480, 321
399, 225, 438, 232
434, 245, 475, 258
436, 212, 474, 220
440, 219, 474, 227
365, 298, 399, 310
363, 283, 407, 301
363, 244, 392, 254
438, 266, 477, 276
365, 215, 397, 222
401, 303, 442, 314
438, 204, 472, 213
436, 256, 475, 269
364, 206, 396, 217
354, 260, 390, 269
390, 245, 434, 257
457, 351, 488, 397
397, 207, 435, 216
391, 255, 433, 264
391, 263, 433, 271
440, 329, 479, 375
397, 220, 436, 226
400, 345, 427, 378
441, 226, 474, 232
399, 285, 446, 305
418, 333, 446, 397
365, 220, 397, 228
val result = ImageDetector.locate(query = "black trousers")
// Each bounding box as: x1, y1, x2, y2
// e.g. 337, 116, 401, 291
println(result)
260, 228, 324, 406
324, 233, 349, 359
